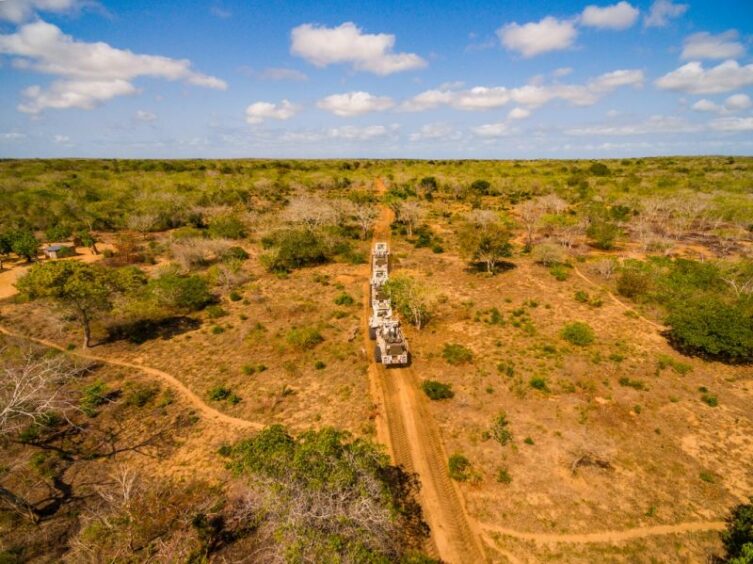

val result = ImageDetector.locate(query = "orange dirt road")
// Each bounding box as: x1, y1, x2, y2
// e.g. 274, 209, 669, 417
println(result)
363, 179, 487, 563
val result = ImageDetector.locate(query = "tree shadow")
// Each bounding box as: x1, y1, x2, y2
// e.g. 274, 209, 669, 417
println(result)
104, 316, 201, 345
464, 260, 517, 275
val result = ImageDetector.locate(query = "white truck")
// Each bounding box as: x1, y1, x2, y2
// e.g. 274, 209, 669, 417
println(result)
374, 319, 411, 367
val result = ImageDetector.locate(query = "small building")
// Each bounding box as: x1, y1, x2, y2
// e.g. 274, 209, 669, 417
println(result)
44, 244, 75, 260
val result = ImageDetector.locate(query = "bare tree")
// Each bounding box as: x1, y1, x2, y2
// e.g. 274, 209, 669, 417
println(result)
397, 201, 423, 236
127, 213, 159, 239
353, 204, 379, 239
517, 199, 544, 249
591, 258, 617, 280
0, 350, 81, 522
283, 196, 337, 229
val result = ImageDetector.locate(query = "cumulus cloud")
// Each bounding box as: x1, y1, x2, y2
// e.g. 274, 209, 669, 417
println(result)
0, 132, 27, 141
566, 115, 701, 136
691, 93, 752, 114
471, 122, 515, 138
497, 16, 577, 58
643, 0, 687, 28
409, 122, 461, 141
508, 107, 531, 120
656, 60, 753, 94
290, 22, 426, 75
328, 125, 398, 140
580, 2, 639, 30
553, 67, 573, 77
0, 0, 93, 23
681, 31, 745, 61
135, 109, 157, 122
0, 21, 226, 114
402, 68, 643, 112
709, 117, 753, 132
245, 100, 299, 124
317, 91, 394, 117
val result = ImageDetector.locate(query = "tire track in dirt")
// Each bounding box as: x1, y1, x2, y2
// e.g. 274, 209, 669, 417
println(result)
364, 179, 487, 563
480, 520, 726, 545
0, 325, 263, 431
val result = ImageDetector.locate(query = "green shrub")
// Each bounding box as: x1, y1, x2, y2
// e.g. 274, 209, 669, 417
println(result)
586, 221, 620, 250
490, 412, 512, 446
722, 498, 753, 562
208, 215, 246, 239
529, 377, 549, 392
421, 380, 454, 400
229, 290, 242, 302
262, 229, 330, 273
314, 360, 326, 370
448, 454, 472, 481
287, 327, 324, 350
524, 437, 534, 445
700, 470, 716, 483
334, 292, 354, 306
496, 467, 512, 484
206, 305, 228, 318
221, 246, 250, 261
81, 381, 109, 417
619, 377, 646, 391
667, 298, 753, 363
656, 354, 692, 374
575, 290, 589, 303
561, 322, 595, 346
549, 263, 570, 281
208, 385, 239, 403
148, 272, 213, 312
442, 343, 473, 365
616, 268, 652, 299
701, 393, 718, 407
211, 325, 224, 334
124, 382, 160, 407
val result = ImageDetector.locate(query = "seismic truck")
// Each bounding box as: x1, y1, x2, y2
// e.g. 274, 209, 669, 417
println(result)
374, 319, 411, 367
369, 287, 393, 339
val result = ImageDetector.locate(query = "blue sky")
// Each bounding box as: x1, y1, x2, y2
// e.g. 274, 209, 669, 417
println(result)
0, 0, 752, 158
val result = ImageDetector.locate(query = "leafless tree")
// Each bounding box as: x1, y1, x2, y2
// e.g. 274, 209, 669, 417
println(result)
127, 213, 158, 239
353, 204, 379, 239
169, 238, 234, 272
591, 258, 617, 280
517, 199, 544, 249
283, 196, 337, 229
397, 201, 424, 236
0, 350, 81, 522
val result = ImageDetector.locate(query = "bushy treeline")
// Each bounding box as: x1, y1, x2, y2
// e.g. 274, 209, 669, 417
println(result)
616, 258, 753, 362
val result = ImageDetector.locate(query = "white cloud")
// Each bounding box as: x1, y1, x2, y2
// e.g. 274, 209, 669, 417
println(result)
210, 3, 231, 19
691, 93, 752, 114
0, 0, 92, 23
328, 125, 397, 140
497, 16, 577, 58
317, 91, 394, 117
471, 122, 515, 138
0, 21, 226, 114
245, 100, 299, 124
409, 122, 461, 141
656, 60, 753, 94
725, 93, 752, 111
53, 134, 70, 144
135, 109, 157, 122
691, 99, 721, 113
508, 107, 531, 120
566, 115, 701, 136
19, 79, 137, 114
257, 67, 308, 81
580, 2, 639, 30
290, 22, 426, 75
553, 67, 573, 77
0, 132, 26, 141
709, 117, 753, 132
643, 0, 688, 27
682, 31, 745, 61
402, 68, 643, 112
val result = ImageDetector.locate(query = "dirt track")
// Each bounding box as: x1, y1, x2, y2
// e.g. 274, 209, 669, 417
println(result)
0, 325, 262, 432
364, 179, 487, 563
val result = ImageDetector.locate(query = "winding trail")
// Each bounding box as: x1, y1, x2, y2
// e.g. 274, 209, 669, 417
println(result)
0, 325, 262, 431
481, 520, 726, 545
364, 179, 487, 563
571, 264, 665, 331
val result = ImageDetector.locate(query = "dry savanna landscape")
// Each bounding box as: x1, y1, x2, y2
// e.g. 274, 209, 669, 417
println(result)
0, 157, 752, 562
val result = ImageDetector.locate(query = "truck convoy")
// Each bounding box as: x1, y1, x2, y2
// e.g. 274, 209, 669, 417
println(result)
369, 241, 411, 367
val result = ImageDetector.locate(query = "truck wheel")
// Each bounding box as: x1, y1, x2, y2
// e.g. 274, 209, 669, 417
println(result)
374, 346, 382, 363
405, 352, 412, 367
369, 326, 377, 340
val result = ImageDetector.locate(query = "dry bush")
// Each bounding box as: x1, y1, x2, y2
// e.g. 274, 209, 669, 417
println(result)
169, 238, 235, 272
531, 242, 567, 266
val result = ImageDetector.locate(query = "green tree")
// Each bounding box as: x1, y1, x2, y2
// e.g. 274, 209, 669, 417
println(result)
147, 271, 213, 312
11, 229, 39, 262
586, 220, 620, 250
723, 498, 753, 563
75, 229, 99, 254
0, 232, 12, 271
16, 261, 135, 348
383, 274, 436, 329
458, 221, 512, 273
261, 228, 330, 273
667, 298, 753, 363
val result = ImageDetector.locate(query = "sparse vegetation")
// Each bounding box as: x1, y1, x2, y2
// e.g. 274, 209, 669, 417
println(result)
561, 322, 595, 346
421, 380, 455, 400
442, 343, 473, 365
